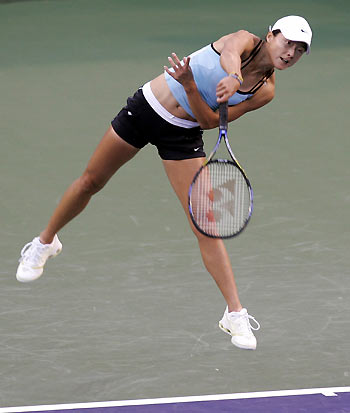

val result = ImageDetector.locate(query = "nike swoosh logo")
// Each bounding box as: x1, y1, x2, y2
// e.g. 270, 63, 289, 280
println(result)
194, 147, 200, 152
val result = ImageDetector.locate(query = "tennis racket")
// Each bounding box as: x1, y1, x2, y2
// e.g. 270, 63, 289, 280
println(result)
188, 102, 253, 239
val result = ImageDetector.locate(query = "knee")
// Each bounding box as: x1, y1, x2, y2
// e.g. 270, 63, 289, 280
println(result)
191, 225, 224, 252
189, 220, 224, 247
189, 220, 210, 244
77, 172, 106, 195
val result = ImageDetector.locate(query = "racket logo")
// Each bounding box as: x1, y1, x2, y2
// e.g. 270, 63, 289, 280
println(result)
208, 180, 236, 222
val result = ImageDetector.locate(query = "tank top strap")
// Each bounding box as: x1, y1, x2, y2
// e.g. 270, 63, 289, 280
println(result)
243, 68, 274, 95
241, 39, 263, 69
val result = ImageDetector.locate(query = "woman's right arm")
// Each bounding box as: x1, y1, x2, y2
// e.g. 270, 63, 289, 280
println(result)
165, 52, 274, 129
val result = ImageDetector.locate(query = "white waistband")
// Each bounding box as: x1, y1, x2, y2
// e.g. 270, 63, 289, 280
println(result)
142, 82, 199, 129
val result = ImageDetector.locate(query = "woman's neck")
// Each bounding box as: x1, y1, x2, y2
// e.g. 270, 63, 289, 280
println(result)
249, 40, 274, 74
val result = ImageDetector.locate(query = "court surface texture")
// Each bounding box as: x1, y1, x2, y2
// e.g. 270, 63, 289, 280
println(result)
1, 0, 349, 412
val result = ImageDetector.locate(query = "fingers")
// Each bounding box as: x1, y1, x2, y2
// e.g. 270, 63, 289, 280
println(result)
216, 90, 229, 103
216, 77, 239, 103
216, 83, 228, 103
170, 52, 182, 67
163, 65, 172, 75
216, 94, 229, 103
164, 53, 189, 72
163, 55, 181, 79
183, 55, 191, 68
164, 55, 177, 77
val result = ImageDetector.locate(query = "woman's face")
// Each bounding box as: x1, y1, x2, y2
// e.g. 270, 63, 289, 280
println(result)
266, 32, 306, 70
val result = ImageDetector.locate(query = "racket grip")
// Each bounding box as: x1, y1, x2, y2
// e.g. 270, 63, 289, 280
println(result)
219, 102, 228, 130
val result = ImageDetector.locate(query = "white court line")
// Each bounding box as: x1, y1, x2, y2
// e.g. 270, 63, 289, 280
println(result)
1, 387, 350, 413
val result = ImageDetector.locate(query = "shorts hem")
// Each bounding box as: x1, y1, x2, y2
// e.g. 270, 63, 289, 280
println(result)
160, 153, 206, 161
111, 120, 145, 149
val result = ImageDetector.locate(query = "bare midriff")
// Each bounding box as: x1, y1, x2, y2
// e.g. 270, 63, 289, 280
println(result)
150, 74, 197, 122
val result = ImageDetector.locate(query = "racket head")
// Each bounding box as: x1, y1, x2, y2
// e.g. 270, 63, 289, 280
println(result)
188, 159, 253, 239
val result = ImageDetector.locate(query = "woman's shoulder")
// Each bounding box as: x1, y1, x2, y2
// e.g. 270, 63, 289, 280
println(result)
213, 30, 261, 57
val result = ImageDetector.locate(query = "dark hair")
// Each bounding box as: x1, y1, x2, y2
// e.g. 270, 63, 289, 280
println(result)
271, 29, 307, 52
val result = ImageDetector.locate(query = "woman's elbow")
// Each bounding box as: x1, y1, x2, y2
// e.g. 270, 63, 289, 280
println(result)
198, 115, 219, 130
198, 121, 217, 130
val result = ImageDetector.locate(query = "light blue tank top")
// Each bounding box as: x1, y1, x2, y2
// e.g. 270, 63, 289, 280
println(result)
165, 44, 253, 119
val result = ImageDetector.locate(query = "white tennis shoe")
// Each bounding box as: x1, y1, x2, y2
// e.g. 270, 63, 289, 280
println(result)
219, 307, 260, 350
16, 235, 62, 282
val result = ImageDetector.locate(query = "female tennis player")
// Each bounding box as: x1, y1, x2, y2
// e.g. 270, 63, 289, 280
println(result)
16, 16, 312, 350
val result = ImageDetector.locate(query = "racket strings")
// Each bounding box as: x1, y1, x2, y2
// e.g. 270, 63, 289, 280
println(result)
191, 161, 251, 238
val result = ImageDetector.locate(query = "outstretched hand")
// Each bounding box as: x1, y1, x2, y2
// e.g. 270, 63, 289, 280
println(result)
164, 53, 195, 89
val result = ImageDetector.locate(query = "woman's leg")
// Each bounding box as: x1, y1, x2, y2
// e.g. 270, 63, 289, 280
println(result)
40, 126, 139, 244
162, 158, 242, 313
17, 126, 140, 282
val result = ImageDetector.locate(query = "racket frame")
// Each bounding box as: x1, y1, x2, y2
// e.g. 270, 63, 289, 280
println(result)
188, 102, 254, 239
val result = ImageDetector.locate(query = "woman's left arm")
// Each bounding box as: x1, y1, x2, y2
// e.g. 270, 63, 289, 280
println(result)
164, 53, 219, 129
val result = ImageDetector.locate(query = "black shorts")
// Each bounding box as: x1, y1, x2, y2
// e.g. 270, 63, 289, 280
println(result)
111, 88, 206, 160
